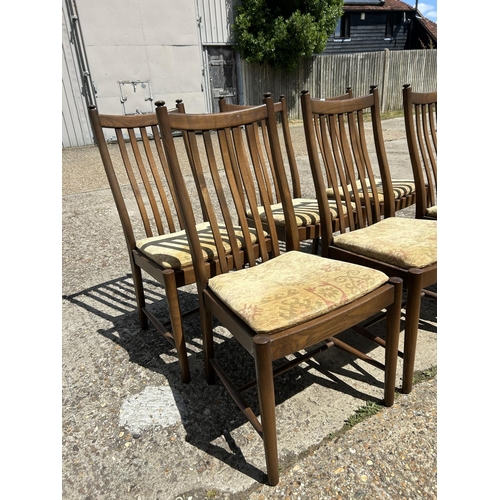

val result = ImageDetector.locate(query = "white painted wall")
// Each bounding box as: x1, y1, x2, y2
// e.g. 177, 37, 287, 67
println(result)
76, 0, 206, 117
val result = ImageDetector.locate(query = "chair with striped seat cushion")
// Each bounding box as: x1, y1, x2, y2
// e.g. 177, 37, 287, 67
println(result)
219, 94, 354, 252
327, 178, 415, 205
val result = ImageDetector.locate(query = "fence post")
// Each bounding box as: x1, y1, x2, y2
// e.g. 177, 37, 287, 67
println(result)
380, 48, 390, 113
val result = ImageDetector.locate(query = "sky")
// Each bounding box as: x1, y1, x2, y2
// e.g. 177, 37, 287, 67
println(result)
413, 1, 437, 22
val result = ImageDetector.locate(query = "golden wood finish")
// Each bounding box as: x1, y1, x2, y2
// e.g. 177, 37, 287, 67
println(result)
403, 84, 437, 219
300, 87, 437, 394
155, 96, 403, 486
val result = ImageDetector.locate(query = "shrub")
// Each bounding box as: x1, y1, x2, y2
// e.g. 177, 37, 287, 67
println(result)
233, 0, 344, 72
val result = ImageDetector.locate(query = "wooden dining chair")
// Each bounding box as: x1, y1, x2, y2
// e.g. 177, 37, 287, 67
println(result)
155, 96, 403, 485
318, 87, 417, 217
403, 84, 437, 219
88, 101, 230, 383
218, 93, 354, 253
300, 87, 437, 395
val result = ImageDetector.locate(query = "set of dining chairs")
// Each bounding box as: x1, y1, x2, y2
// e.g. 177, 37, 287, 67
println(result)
88, 83, 437, 486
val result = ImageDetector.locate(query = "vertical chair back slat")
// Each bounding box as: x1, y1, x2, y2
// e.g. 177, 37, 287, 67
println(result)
329, 115, 356, 231
300, 87, 397, 253
89, 107, 187, 248
403, 84, 437, 219
140, 127, 174, 233
202, 129, 245, 270
257, 119, 281, 205
416, 107, 436, 208
127, 128, 164, 234
115, 127, 156, 237
262, 96, 302, 253
151, 126, 182, 231
337, 112, 374, 226
369, 86, 396, 219
233, 123, 274, 263
278, 96, 301, 198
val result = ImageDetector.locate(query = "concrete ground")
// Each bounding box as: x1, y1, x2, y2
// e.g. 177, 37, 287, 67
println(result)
62, 116, 437, 499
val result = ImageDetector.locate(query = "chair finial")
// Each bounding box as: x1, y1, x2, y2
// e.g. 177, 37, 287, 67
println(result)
155, 100, 165, 107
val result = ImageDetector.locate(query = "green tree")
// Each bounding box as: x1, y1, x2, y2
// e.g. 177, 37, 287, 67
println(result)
233, 0, 344, 72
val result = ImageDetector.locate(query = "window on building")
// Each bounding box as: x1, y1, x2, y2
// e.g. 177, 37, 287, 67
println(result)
385, 14, 395, 38
334, 14, 351, 39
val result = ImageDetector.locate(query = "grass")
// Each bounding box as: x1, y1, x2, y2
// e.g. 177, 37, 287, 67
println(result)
326, 364, 437, 440
199, 365, 437, 499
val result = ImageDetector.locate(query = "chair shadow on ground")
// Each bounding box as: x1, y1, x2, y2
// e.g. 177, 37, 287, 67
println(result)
62, 274, 437, 483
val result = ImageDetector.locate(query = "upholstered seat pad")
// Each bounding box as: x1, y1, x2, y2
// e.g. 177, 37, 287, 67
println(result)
249, 198, 355, 227
426, 205, 437, 218
136, 222, 261, 269
208, 250, 388, 334
334, 217, 437, 269
326, 178, 415, 202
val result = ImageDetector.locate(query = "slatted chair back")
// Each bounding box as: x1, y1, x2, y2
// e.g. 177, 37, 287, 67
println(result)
403, 84, 437, 219
300, 86, 396, 256
219, 93, 358, 253
155, 97, 300, 292
218, 94, 302, 202
88, 105, 189, 254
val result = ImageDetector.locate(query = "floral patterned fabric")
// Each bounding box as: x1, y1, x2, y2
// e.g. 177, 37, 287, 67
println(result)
208, 250, 388, 334
249, 198, 355, 227
136, 222, 261, 269
334, 217, 437, 269
326, 178, 415, 202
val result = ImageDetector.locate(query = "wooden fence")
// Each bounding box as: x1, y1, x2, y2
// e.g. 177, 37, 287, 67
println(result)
240, 49, 437, 119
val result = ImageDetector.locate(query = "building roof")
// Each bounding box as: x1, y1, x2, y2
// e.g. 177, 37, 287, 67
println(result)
344, 0, 437, 41
343, 0, 414, 12
418, 16, 437, 39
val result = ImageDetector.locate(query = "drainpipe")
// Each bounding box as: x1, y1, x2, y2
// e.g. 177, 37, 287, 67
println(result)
65, 0, 97, 108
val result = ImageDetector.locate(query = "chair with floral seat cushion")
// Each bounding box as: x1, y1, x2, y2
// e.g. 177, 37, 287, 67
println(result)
219, 93, 356, 253
300, 87, 437, 395
88, 101, 260, 384
403, 84, 437, 220
155, 96, 403, 486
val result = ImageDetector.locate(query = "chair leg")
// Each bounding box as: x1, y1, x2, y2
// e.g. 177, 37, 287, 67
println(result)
311, 237, 320, 255
130, 261, 148, 330
254, 336, 279, 486
384, 277, 403, 406
402, 268, 424, 394
163, 276, 191, 384
200, 300, 215, 384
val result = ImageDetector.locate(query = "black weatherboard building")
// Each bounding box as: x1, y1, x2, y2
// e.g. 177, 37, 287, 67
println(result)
321, 0, 437, 54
